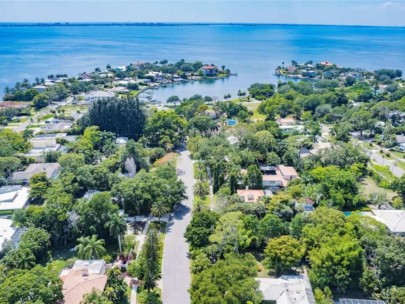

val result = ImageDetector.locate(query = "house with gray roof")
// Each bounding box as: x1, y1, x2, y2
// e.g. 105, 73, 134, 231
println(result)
11, 163, 60, 183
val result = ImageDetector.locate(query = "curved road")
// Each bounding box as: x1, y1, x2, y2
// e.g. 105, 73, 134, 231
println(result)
162, 150, 193, 304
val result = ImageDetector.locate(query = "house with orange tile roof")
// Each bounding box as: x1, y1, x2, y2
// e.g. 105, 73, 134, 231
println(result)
237, 189, 265, 203
60, 260, 107, 304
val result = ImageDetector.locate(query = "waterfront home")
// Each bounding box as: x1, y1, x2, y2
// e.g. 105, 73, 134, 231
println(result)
200, 65, 218, 77
237, 189, 265, 203
368, 210, 405, 236
0, 186, 29, 211
256, 274, 316, 304
78, 72, 93, 80
172, 75, 182, 82
320, 61, 334, 66
11, 163, 60, 184
108, 86, 129, 93
33, 85, 47, 93
80, 90, 115, 103
301, 70, 317, 78
145, 71, 165, 83
138, 78, 152, 84
60, 260, 108, 304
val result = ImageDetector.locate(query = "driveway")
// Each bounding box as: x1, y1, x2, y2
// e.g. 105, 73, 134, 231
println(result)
162, 150, 193, 304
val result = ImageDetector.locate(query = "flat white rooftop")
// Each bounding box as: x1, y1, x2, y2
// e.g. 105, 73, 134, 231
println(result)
369, 210, 405, 234
0, 218, 16, 250
256, 275, 315, 304
0, 186, 29, 211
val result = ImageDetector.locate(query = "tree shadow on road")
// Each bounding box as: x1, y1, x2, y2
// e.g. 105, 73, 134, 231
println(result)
174, 203, 191, 220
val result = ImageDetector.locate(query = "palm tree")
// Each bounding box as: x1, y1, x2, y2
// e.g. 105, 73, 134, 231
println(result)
81, 289, 110, 304
193, 180, 209, 198
151, 201, 170, 219
76, 235, 106, 259
105, 214, 126, 253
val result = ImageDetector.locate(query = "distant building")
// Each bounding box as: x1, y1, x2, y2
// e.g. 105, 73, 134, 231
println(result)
368, 210, 405, 236
26, 134, 69, 162
33, 85, 47, 93
302, 70, 317, 78
205, 110, 218, 119
396, 135, 405, 145
81, 90, 115, 103
41, 121, 73, 133
60, 260, 107, 304
256, 274, 316, 304
200, 65, 218, 77
0, 101, 31, 109
0, 186, 29, 211
276, 117, 297, 127
11, 163, 60, 183
320, 61, 334, 66
116, 137, 129, 145
108, 86, 129, 93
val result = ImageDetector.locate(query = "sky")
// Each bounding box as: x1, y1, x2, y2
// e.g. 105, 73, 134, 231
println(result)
1, 0, 405, 26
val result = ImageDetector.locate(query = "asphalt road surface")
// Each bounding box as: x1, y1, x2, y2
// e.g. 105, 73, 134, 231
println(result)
162, 150, 193, 304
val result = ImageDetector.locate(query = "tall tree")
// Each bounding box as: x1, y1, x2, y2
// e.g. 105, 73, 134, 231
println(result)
103, 268, 129, 304
105, 214, 127, 253
264, 235, 304, 276
84, 97, 146, 140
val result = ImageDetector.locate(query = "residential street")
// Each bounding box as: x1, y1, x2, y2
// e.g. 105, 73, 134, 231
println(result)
366, 149, 405, 177
162, 150, 193, 304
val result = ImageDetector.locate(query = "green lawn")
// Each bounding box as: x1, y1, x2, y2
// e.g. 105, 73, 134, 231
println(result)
360, 176, 397, 200
39, 113, 54, 121
47, 260, 68, 273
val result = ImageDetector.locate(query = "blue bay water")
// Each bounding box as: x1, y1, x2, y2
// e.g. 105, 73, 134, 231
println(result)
1, 24, 405, 101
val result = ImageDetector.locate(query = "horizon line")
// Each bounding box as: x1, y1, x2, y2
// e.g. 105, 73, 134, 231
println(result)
0, 22, 405, 28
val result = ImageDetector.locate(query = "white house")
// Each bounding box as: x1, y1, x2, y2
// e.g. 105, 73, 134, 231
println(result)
0, 218, 26, 252
81, 90, 115, 103
261, 165, 299, 188
256, 275, 316, 304
33, 85, 47, 93
0, 186, 29, 211
368, 210, 405, 236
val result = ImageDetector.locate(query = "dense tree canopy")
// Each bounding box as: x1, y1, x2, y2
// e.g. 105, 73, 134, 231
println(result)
82, 97, 146, 140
